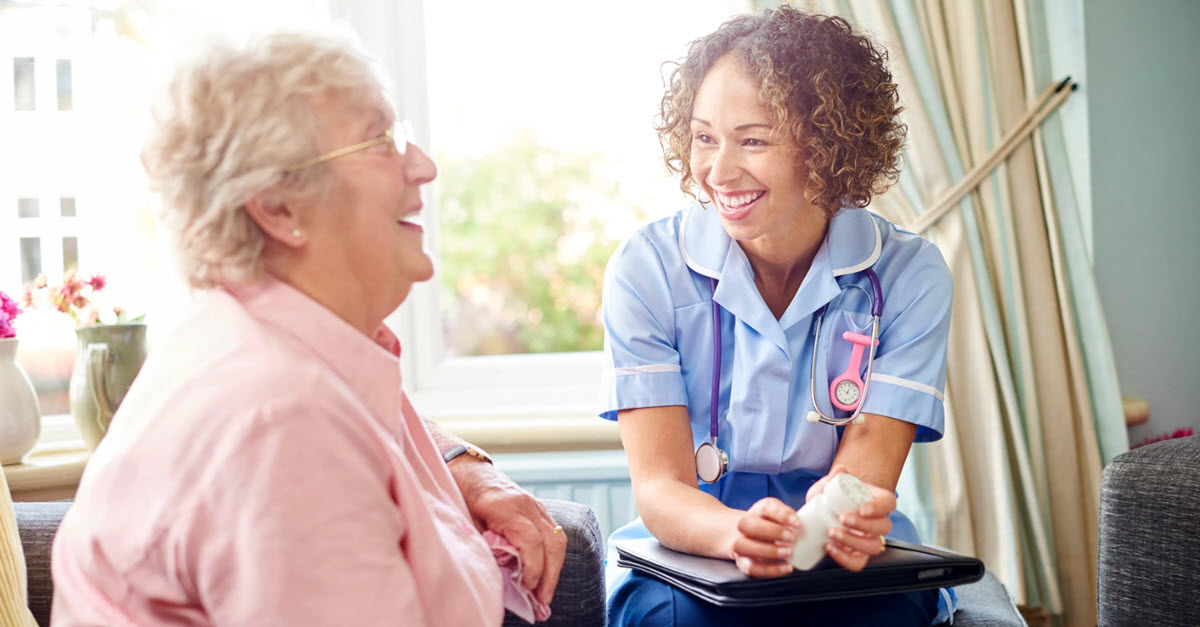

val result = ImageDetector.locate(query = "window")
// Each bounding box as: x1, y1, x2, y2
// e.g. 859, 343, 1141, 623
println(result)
62, 236, 78, 271
2, 1, 753, 434
17, 197, 38, 218
19, 238, 41, 284
335, 0, 752, 421
56, 59, 72, 111
13, 57, 34, 110
0, 1, 330, 416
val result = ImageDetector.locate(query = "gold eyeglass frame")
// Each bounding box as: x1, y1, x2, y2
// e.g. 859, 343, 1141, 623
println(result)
285, 119, 415, 172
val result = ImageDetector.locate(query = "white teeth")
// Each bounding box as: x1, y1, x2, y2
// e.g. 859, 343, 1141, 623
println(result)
399, 214, 423, 227
718, 191, 764, 209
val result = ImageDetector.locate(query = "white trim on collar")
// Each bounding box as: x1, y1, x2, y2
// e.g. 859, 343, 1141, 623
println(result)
679, 204, 721, 279
831, 216, 882, 277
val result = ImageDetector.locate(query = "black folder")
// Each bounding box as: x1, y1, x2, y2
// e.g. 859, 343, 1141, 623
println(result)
614, 537, 984, 607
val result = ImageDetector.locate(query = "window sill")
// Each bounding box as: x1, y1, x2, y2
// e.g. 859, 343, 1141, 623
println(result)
0, 408, 623, 502
5, 414, 88, 502
435, 414, 622, 454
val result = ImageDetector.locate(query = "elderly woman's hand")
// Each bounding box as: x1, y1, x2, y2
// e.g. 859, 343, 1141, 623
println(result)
805, 466, 893, 572
450, 459, 567, 606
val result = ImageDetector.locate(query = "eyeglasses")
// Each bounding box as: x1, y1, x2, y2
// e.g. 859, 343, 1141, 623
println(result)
286, 119, 416, 172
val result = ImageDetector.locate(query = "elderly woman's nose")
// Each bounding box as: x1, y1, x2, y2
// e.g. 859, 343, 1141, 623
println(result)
405, 144, 438, 184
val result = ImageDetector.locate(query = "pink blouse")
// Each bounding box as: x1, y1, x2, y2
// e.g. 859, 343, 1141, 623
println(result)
51, 279, 505, 626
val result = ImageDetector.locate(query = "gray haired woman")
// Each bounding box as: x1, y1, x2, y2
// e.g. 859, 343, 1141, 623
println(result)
50, 28, 564, 626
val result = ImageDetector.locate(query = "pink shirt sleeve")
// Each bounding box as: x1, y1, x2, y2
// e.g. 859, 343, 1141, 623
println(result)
183, 399, 426, 626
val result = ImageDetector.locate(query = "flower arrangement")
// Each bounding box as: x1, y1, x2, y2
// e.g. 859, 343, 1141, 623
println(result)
0, 290, 21, 338
21, 270, 139, 326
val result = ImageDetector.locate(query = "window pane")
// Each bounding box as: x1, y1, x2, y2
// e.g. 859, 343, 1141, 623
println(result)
17, 197, 38, 218
19, 238, 41, 284
13, 57, 35, 111
56, 59, 72, 111
426, 0, 749, 357
60, 196, 76, 217
62, 236, 78, 271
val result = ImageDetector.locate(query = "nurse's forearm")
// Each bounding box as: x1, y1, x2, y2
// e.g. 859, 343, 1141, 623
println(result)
830, 412, 916, 491
618, 406, 745, 560
635, 478, 746, 560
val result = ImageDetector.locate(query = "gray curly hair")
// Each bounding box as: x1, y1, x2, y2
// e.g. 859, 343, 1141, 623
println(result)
142, 28, 392, 289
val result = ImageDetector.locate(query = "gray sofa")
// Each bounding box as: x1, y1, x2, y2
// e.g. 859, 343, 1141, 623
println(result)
14, 499, 606, 627
1098, 435, 1200, 626
13, 496, 1026, 626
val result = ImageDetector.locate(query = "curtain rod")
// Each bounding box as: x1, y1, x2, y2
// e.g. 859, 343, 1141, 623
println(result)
906, 76, 1078, 234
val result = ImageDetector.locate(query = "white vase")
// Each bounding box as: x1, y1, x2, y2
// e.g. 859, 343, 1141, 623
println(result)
0, 338, 41, 465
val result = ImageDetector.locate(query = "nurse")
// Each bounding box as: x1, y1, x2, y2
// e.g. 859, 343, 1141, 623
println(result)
600, 6, 954, 626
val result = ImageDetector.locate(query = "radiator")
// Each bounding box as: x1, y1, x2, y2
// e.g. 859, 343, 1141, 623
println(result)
493, 450, 639, 542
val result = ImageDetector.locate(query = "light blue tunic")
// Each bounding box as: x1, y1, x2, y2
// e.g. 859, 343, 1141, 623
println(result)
600, 203, 956, 624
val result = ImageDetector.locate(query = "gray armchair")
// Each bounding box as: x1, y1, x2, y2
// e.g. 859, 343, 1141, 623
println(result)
15, 499, 606, 627
1098, 435, 1200, 626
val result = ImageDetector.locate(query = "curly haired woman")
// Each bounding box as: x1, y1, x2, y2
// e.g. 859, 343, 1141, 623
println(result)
600, 6, 955, 625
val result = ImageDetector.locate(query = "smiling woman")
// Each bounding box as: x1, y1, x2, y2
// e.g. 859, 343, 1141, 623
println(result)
50, 28, 565, 626
600, 6, 955, 626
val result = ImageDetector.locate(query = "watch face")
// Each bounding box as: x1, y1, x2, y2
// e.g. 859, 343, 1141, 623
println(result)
835, 380, 860, 405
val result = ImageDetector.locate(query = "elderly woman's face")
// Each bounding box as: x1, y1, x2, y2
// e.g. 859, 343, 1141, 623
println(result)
689, 56, 810, 244
301, 90, 437, 311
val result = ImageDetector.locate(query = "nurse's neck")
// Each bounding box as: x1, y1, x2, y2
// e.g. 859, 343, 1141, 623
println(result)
739, 209, 830, 320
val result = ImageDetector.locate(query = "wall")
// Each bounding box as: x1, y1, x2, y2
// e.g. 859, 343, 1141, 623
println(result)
1083, 0, 1200, 447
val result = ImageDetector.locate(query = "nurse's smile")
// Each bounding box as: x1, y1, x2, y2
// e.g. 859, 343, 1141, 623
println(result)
713, 190, 765, 221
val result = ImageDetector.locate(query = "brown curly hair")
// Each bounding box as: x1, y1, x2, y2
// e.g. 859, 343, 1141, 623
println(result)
657, 6, 906, 217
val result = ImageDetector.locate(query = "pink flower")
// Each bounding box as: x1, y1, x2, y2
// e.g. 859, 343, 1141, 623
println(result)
88, 274, 107, 291
33, 274, 47, 289
0, 290, 20, 338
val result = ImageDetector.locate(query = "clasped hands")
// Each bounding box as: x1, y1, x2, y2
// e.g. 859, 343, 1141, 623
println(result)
451, 458, 567, 606
729, 467, 893, 577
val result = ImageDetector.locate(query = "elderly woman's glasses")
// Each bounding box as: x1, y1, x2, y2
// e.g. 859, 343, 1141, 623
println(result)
286, 119, 416, 172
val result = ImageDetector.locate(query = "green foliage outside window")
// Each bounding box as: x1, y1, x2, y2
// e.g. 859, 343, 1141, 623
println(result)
437, 131, 649, 356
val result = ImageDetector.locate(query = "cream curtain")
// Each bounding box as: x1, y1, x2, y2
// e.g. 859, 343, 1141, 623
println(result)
770, 1, 1129, 625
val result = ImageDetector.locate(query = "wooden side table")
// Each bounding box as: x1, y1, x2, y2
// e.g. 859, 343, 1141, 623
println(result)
3, 414, 89, 502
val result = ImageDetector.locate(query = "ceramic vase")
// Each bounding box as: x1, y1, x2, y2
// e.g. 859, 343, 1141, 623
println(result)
69, 323, 147, 451
0, 337, 41, 465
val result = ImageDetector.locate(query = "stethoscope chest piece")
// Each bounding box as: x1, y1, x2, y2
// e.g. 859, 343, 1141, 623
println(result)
695, 440, 728, 484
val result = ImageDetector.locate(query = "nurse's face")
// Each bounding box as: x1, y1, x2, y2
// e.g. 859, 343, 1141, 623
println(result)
689, 55, 815, 244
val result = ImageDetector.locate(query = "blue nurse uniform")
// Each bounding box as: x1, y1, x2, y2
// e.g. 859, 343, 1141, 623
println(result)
600, 203, 956, 625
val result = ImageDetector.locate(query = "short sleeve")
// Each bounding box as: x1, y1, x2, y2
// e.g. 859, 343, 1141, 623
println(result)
599, 232, 689, 421
861, 242, 954, 442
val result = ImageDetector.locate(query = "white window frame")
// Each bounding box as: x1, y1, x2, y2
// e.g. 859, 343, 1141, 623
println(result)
329, 0, 611, 441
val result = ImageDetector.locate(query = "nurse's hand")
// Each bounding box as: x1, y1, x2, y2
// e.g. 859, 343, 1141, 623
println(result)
806, 466, 893, 572
730, 497, 801, 578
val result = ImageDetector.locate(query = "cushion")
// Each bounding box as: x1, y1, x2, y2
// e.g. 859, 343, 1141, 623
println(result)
0, 465, 38, 626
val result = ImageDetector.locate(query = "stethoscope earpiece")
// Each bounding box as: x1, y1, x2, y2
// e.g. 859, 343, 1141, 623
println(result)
806, 411, 821, 424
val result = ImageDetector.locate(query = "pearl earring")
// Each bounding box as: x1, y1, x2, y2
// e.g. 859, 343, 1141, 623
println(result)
292, 229, 303, 239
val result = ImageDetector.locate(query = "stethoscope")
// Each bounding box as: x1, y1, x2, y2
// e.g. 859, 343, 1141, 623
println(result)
694, 268, 884, 484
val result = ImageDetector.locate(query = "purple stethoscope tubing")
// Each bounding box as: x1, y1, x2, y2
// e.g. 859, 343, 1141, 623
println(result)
706, 267, 884, 444
709, 277, 721, 444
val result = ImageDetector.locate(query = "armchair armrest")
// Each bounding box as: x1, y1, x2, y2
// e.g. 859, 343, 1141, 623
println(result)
15, 501, 72, 627
503, 499, 605, 627
1098, 436, 1200, 626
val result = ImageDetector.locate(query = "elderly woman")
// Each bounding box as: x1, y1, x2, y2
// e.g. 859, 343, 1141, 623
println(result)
601, 6, 954, 626
51, 29, 564, 626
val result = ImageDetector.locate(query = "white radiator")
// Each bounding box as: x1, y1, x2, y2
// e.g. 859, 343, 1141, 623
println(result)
493, 450, 638, 542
